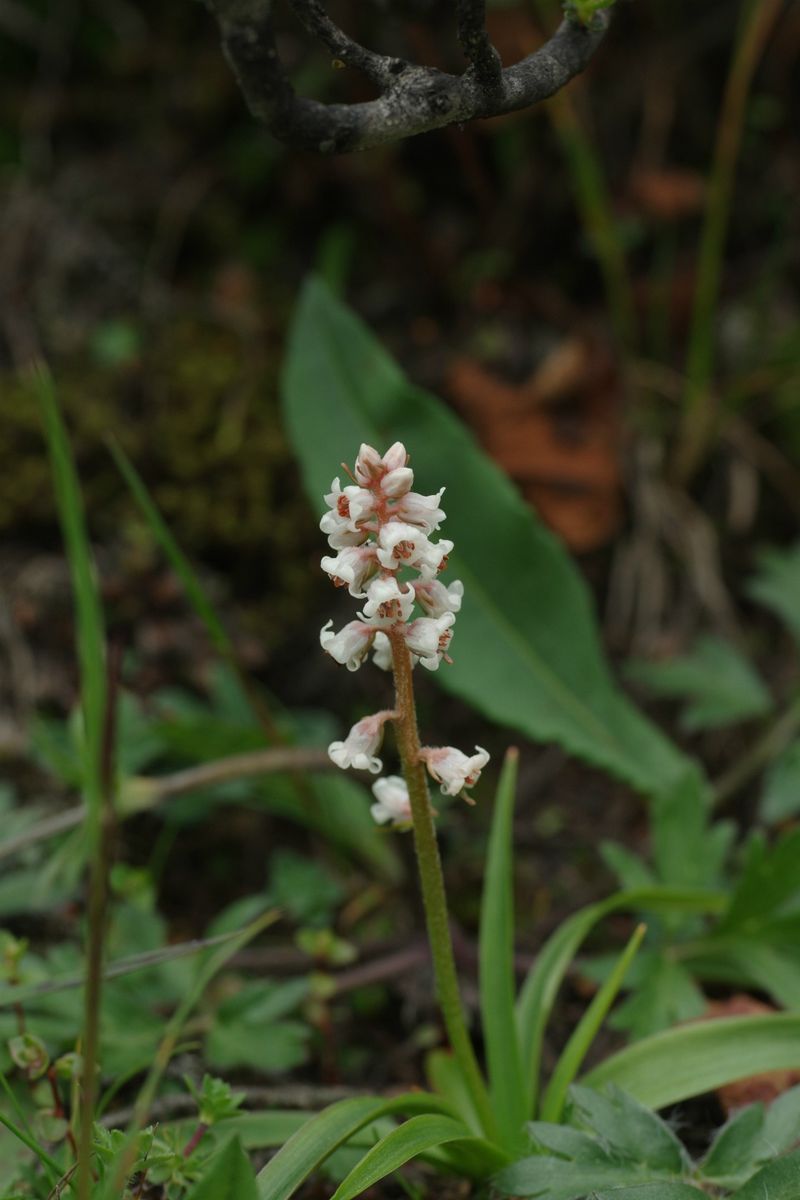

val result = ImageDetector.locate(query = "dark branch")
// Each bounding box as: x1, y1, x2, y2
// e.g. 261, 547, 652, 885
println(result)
204, 1, 611, 153
287, 0, 412, 88
456, 0, 502, 92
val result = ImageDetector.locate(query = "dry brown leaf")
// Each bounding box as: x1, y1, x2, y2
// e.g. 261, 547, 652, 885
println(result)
446, 336, 622, 552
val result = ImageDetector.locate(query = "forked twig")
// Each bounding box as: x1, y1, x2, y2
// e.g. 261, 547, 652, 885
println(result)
205, 0, 611, 152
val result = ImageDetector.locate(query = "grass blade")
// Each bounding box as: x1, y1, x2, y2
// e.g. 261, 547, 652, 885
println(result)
515, 886, 727, 1114
329, 1115, 491, 1200
479, 748, 526, 1150
107, 436, 230, 655
255, 1093, 455, 1200
539, 922, 646, 1121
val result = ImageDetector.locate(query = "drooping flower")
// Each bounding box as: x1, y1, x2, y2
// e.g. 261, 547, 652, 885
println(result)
320, 619, 376, 671
394, 488, 446, 534
360, 575, 415, 626
420, 745, 490, 797
404, 613, 455, 670
328, 711, 394, 774
320, 545, 378, 597
370, 775, 412, 826
413, 578, 463, 618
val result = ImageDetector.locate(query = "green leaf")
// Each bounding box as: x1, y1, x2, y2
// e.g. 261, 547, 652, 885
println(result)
329, 1115, 495, 1200
761, 1083, 800, 1154
701, 1103, 766, 1183
584, 1014, 800, 1108
425, 1049, 483, 1134
627, 636, 772, 732
732, 1149, 800, 1198
493, 1157, 693, 1199
540, 925, 645, 1122
761, 741, 800, 824
514, 886, 726, 1113
570, 1085, 687, 1173
255, 1093, 454, 1200
36, 366, 106, 833
185, 1137, 258, 1200
282, 277, 689, 798
720, 829, 800, 933
651, 768, 733, 890
479, 749, 526, 1149
694, 937, 800, 1009
610, 955, 706, 1040
746, 543, 800, 646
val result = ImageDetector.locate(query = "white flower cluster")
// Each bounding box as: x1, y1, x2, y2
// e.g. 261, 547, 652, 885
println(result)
320, 442, 490, 826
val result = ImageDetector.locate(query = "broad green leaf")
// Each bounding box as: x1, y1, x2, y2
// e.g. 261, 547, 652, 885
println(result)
282, 277, 689, 797
540, 926, 645, 1122
329, 1115, 496, 1200
479, 749, 526, 1149
732, 1149, 800, 1198
255, 1093, 454, 1200
570, 1086, 687, 1173
584, 1014, 800, 1108
627, 636, 772, 732
746, 543, 800, 646
761, 742, 800, 824
701, 1103, 766, 1183
185, 1137, 258, 1200
515, 886, 726, 1112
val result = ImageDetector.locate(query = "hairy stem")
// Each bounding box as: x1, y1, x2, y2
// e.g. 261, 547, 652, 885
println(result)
388, 629, 496, 1140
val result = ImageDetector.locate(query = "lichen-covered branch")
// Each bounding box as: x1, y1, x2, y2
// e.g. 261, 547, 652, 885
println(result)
204, 0, 611, 153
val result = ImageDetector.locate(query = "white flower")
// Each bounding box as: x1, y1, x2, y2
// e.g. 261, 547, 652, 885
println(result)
320, 619, 375, 671
361, 575, 415, 626
420, 745, 490, 797
370, 775, 412, 826
376, 523, 451, 578
320, 546, 378, 597
328, 711, 393, 774
394, 488, 446, 534
413, 578, 463, 618
372, 631, 393, 671
404, 613, 455, 670
320, 478, 375, 542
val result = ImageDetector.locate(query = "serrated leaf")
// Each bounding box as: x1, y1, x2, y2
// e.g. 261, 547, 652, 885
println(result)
720, 829, 800, 933
761, 742, 800, 824
329, 1115, 495, 1200
569, 1085, 687, 1173
610, 955, 706, 1040
526, 1121, 620, 1164
493, 1156, 685, 1198
701, 1103, 766, 1182
732, 1148, 800, 1198
282, 277, 689, 798
651, 768, 733, 890
627, 636, 772, 732
746, 543, 800, 646
185, 1137, 258, 1200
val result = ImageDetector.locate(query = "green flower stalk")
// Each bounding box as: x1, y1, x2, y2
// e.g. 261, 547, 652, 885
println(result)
319, 441, 495, 1137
